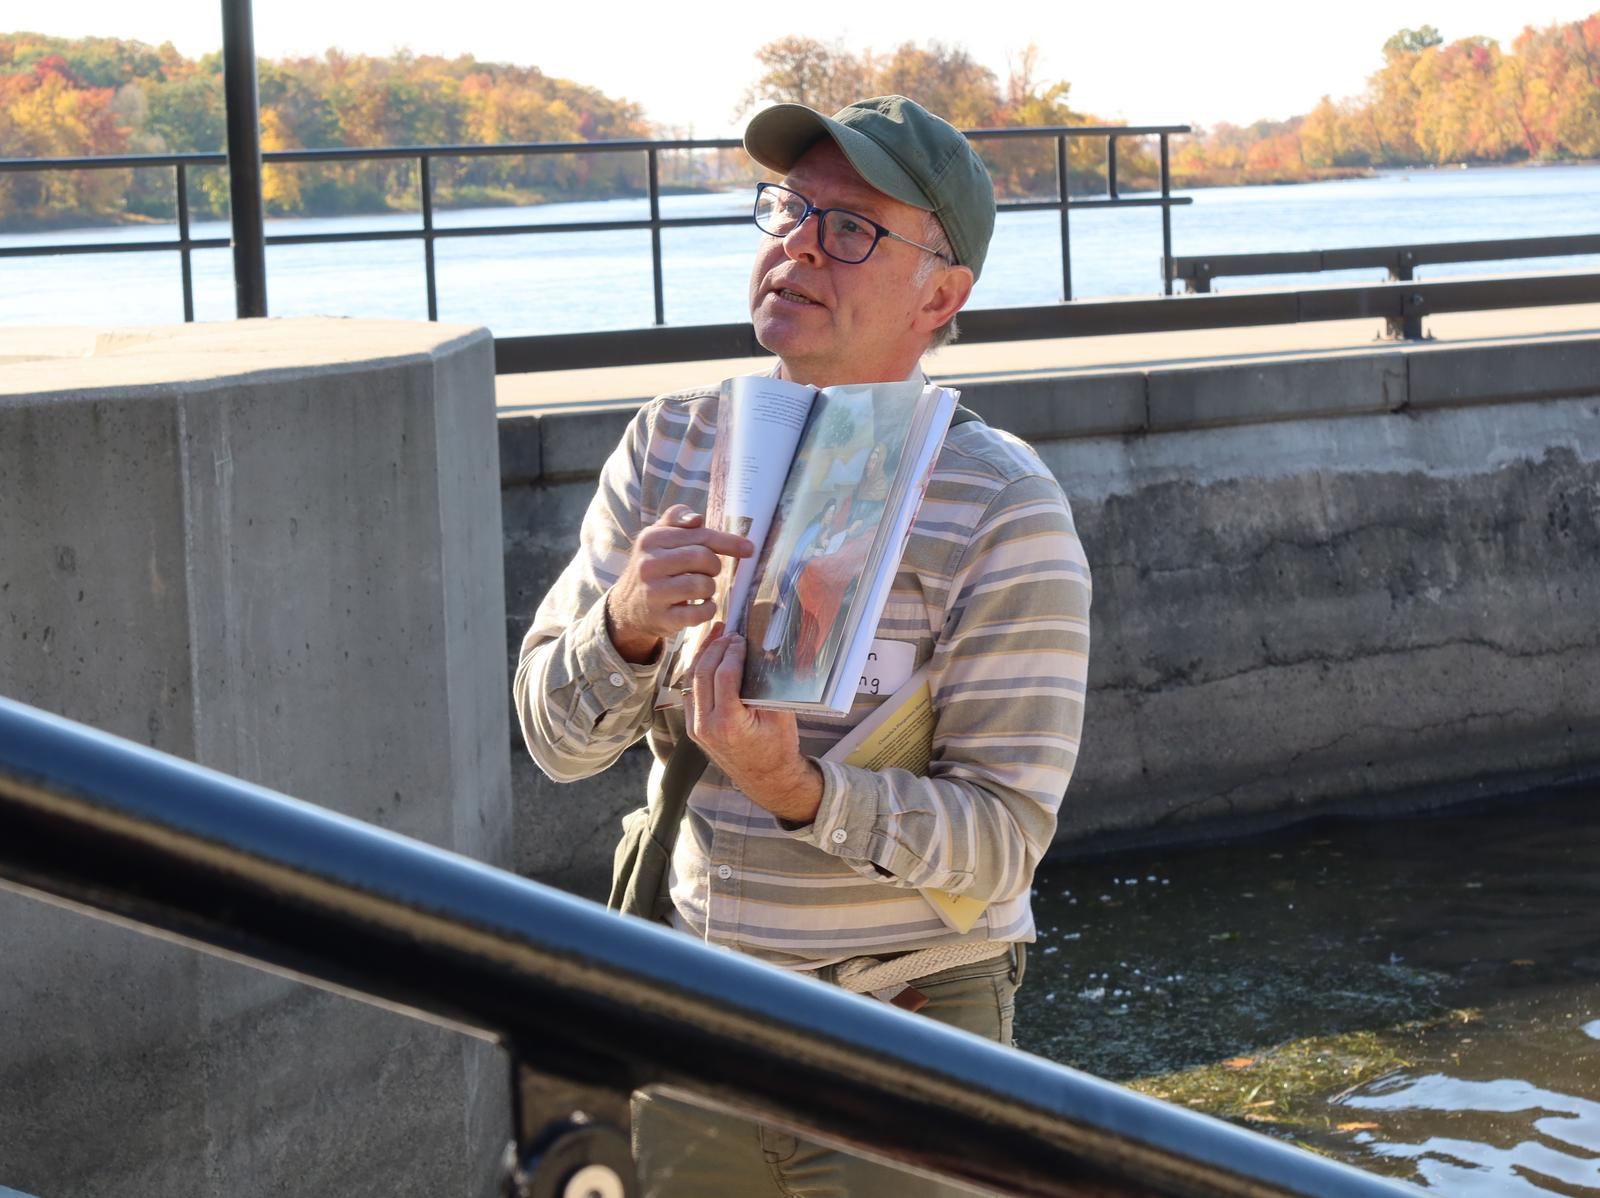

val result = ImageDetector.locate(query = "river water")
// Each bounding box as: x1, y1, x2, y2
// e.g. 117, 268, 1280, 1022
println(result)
1021, 786, 1600, 1194
3, 162, 1598, 333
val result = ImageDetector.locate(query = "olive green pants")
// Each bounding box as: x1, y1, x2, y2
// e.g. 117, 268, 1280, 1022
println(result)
632, 946, 1023, 1198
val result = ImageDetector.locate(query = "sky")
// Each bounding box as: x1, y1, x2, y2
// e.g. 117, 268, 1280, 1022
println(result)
20, 1, 1599, 134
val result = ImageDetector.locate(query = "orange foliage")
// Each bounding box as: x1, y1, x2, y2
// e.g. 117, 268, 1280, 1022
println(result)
1177, 10, 1600, 180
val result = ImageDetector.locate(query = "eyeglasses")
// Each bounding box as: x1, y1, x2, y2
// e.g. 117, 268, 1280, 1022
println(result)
752, 182, 954, 266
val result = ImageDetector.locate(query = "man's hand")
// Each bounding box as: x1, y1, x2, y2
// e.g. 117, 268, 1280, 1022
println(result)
606, 505, 753, 664
685, 629, 823, 825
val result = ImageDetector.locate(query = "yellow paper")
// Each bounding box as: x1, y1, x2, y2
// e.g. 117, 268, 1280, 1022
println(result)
824, 668, 989, 935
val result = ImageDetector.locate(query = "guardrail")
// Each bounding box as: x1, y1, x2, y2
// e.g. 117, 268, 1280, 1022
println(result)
0, 123, 1190, 324
0, 694, 1424, 1198
1163, 233, 1600, 338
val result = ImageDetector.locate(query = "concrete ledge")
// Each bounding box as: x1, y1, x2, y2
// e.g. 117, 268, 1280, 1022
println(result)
953, 371, 1147, 440
1147, 351, 1405, 430
499, 415, 542, 488
498, 332, 1600, 484
1409, 336, 1600, 408
539, 408, 638, 482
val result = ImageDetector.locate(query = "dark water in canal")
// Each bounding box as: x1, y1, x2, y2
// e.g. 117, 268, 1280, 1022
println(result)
1019, 787, 1600, 1195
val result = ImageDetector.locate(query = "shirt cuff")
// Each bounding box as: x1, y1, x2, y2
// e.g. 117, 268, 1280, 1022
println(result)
572, 592, 666, 710
789, 756, 883, 859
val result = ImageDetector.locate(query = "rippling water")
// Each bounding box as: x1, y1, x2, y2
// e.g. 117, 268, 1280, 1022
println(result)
2, 162, 1598, 333
1020, 787, 1600, 1193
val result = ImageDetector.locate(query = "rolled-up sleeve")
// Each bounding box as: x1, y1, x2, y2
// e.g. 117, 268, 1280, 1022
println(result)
791, 471, 1091, 903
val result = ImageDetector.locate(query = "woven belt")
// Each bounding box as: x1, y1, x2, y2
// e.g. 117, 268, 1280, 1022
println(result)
833, 941, 1011, 1006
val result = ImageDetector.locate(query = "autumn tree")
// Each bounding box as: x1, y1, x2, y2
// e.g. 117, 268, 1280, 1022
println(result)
737, 37, 868, 117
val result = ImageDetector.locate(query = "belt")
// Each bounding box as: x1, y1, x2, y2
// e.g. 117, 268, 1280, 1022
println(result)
831, 941, 1013, 1010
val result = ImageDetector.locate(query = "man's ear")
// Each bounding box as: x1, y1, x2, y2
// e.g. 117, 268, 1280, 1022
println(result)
917, 265, 974, 334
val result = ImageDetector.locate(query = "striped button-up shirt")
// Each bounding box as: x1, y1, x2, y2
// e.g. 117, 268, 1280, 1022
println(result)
515, 379, 1091, 968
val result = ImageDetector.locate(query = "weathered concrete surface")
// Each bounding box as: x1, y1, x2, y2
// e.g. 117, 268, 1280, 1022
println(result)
0, 318, 511, 1198
501, 333, 1600, 894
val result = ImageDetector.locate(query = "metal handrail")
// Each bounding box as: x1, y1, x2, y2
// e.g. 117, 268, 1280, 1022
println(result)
1165, 232, 1600, 292
0, 694, 1421, 1197
1163, 233, 1600, 338
0, 124, 1192, 326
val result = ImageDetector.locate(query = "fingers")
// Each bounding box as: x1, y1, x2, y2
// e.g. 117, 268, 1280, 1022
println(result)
659, 503, 701, 529
686, 630, 729, 738
713, 634, 746, 713
637, 543, 726, 583
642, 508, 753, 560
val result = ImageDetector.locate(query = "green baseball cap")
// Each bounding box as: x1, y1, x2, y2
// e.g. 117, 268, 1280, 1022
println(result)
744, 94, 997, 281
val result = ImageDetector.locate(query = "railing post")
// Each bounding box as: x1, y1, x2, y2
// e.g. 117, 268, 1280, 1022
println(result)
1159, 133, 1174, 297
1106, 134, 1119, 200
220, 0, 267, 318
1387, 249, 1421, 340
1055, 135, 1073, 302
420, 155, 438, 322
647, 148, 665, 326
175, 162, 195, 321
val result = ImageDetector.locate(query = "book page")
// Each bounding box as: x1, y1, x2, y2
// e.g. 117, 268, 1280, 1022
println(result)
822, 666, 988, 935
820, 384, 957, 712
740, 379, 929, 709
710, 375, 815, 636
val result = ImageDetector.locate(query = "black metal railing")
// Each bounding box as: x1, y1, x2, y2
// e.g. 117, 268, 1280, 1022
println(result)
0, 694, 1423, 1198
1165, 232, 1600, 338
0, 124, 1189, 326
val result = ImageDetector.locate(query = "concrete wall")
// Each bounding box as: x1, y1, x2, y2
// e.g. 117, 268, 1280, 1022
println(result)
0, 319, 511, 1198
501, 334, 1600, 895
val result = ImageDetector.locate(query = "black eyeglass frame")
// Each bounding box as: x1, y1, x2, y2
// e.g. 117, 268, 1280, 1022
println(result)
752, 182, 955, 267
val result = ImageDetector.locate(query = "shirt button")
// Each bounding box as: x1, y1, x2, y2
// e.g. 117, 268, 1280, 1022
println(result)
716, 864, 733, 880
830, 828, 848, 845
608, 672, 625, 687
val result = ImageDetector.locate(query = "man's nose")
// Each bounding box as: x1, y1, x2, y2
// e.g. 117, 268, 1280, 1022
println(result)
781, 212, 825, 264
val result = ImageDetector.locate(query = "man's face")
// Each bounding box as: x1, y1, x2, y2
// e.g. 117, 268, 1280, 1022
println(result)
748, 140, 939, 387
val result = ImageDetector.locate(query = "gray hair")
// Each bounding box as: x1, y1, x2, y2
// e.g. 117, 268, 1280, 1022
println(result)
912, 212, 960, 351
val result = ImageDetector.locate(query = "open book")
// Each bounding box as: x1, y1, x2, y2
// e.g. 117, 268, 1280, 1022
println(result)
681, 374, 958, 714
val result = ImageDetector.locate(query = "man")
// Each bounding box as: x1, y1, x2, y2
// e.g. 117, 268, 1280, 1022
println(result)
515, 95, 1090, 1195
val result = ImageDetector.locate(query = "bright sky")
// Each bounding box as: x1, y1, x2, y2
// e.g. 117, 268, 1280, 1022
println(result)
24, 1, 1598, 133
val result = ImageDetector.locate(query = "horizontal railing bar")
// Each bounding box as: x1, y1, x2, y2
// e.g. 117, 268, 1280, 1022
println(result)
1169, 233, 1600, 280
1063, 196, 1193, 211
0, 237, 229, 258
996, 197, 1194, 214
964, 124, 1192, 139
429, 214, 747, 238
494, 271, 1600, 372
1, 199, 1196, 261
0, 696, 1418, 1198
0, 125, 1194, 175
0, 152, 229, 171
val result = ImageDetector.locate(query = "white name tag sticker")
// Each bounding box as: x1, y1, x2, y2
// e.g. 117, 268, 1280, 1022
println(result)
857, 640, 917, 697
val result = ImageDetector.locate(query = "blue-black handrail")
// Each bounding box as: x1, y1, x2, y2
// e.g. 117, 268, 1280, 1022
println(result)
0, 695, 1423, 1197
